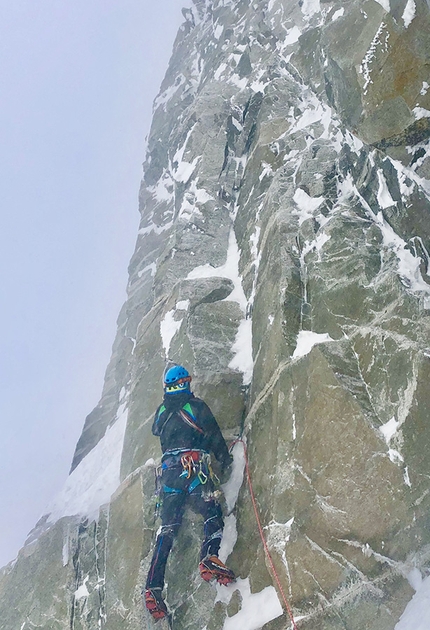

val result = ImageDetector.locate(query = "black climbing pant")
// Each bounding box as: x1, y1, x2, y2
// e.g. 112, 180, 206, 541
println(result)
146, 459, 224, 590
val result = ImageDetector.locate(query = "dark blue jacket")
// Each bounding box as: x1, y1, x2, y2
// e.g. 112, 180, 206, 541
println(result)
152, 392, 231, 468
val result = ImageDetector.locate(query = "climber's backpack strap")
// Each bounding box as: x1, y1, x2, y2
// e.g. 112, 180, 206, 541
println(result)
178, 402, 205, 435
154, 404, 173, 436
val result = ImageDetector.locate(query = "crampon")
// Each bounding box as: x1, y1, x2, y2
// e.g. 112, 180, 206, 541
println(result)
144, 588, 168, 621
199, 555, 235, 585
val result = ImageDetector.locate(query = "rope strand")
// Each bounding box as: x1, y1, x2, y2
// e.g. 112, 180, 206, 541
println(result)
237, 438, 298, 630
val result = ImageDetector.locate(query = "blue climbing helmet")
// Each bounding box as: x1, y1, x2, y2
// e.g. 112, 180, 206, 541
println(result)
163, 364, 192, 395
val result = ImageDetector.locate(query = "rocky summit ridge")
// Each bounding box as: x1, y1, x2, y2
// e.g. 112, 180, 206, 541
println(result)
1, 0, 430, 629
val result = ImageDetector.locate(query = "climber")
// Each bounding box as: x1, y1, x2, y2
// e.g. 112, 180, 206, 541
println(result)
144, 364, 235, 621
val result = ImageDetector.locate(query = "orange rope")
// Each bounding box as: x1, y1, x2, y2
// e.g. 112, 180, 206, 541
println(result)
236, 438, 299, 630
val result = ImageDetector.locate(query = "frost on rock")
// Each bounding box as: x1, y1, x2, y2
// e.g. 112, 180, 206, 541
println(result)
359, 22, 390, 95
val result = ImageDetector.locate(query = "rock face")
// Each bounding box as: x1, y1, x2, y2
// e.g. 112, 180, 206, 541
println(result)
1, 0, 430, 628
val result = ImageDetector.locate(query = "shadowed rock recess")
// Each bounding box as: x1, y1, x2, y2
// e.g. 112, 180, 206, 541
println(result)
1, 1, 430, 628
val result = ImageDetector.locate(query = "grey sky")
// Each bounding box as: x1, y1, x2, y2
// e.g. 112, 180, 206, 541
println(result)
0, 0, 188, 568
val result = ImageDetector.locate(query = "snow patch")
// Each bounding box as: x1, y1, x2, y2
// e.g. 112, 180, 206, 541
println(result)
413, 107, 430, 120
138, 263, 157, 278
75, 576, 90, 600
301, 0, 321, 19
374, 0, 390, 11
289, 96, 332, 137
293, 188, 324, 225
46, 405, 128, 524
214, 24, 224, 39
293, 330, 334, 359
332, 7, 345, 20
187, 228, 253, 383
176, 300, 190, 311
187, 229, 247, 312
138, 220, 173, 237
380, 417, 400, 443
395, 574, 430, 630
228, 319, 253, 385
281, 25, 301, 47
221, 441, 246, 514
148, 170, 174, 204
218, 514, 238, 564
402, 0, 416, 27
218, 578, 283, 630
153, 74, 186, 111
377, 170, 396, 208
160, 301, 189, 357
173, 156, 200, 184
355, 186, 430, 307
420, 82, 429, 96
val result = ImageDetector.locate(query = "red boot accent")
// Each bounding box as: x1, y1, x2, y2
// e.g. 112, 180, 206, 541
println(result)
199, 555, 235, 585
144, 588, 168, 620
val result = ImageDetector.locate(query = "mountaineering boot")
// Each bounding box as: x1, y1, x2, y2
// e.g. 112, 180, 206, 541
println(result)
144, 587, 168, 621
199, 555, 235, 585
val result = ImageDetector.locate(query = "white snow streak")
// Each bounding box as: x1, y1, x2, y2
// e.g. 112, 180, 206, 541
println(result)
220, 579, 283, 630
420, 82, 429, 96
380, 417, 400, 443
228, 319, 253, 384
75, 576, 90, 600
413, 107, 430, 120
218, 442, 283, 630
293, 330, 334, 359
221, 441, 246, 514
402, 0, 416, 27
293, 188, 324, 225
395, 575, 430, 630
377, 170, 395, 208
187, 228, 253, 383
187, 229, 247, 311
301, 0, 321, 19
46, 404, 128, 524
332, 7, 345, 20
374, 0, 390, 11
359, 22, 389, 94
160, 300, 190, 357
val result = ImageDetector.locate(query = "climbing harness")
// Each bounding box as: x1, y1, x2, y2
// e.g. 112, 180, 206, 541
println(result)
157, 449, 216, 495
230, 437, 298, 630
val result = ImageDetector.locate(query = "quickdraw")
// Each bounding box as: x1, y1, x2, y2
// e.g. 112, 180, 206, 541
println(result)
180, 452, 209, 486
